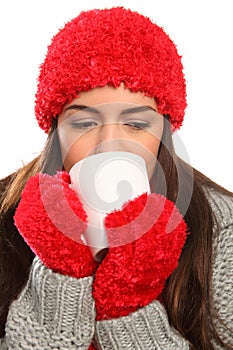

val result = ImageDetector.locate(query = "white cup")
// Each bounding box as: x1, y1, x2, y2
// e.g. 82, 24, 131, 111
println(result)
69, 151, 150, 261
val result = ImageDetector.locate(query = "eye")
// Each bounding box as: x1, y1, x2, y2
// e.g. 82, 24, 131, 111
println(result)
70, 120, 98, 130
124, 121, 150, 130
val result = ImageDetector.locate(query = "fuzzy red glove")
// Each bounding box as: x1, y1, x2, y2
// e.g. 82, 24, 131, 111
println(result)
92, 193, 188, 320
14, 171, 98, 278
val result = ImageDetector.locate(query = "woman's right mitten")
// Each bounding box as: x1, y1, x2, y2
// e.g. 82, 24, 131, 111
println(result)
14, 171, 98, 278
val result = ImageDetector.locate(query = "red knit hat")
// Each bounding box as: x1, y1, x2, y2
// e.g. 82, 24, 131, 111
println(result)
35, 7, 187, 133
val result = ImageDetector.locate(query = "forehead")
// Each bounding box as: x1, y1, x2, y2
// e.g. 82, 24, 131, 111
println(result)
63, 84, 157, 111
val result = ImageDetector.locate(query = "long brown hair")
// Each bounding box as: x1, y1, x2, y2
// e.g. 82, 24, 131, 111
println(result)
0, 118, 232, 349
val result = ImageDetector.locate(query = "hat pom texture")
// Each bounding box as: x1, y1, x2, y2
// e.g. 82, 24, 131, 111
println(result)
35, 7, 187, 132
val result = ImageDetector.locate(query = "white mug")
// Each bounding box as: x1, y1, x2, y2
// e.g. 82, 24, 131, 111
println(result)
69, 151, 150, 261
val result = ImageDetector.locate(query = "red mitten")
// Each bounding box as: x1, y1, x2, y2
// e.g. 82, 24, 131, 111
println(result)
92, 193, 188, 320
14, 171, 98, 278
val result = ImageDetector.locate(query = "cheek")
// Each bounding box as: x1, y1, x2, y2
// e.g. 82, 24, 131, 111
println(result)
143, 136, 161, 156
141, 138, 161, 181
127, 134, 161, 181
136, 119, 163, 180
58, 130, 96, 172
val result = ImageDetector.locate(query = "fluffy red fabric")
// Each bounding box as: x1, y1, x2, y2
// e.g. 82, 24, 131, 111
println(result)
93, 193, 188, 320
35, 7, 186, 132
14, 171, 97, 278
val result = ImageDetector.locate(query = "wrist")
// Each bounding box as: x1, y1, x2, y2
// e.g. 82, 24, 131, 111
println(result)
95, 300, 190, 349
7, 257, 96, 337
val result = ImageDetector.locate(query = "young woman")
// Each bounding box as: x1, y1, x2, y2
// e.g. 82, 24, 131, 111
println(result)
0, 7, 232, 350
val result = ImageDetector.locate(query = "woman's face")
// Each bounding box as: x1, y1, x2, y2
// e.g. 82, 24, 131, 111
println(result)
58, 84, 164, 181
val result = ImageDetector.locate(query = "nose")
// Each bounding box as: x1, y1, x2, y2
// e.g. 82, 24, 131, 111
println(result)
95, 123, 125, 153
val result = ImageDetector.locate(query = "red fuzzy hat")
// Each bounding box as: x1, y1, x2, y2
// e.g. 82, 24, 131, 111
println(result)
35, 7, 187, 132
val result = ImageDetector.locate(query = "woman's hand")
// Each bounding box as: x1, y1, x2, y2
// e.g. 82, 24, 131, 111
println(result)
14, 171, 98, 278
92, 193, 188, 320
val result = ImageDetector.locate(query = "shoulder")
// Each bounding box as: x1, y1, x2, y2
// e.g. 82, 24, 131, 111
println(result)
205, 188, 233, 342
204, 187, 233, 229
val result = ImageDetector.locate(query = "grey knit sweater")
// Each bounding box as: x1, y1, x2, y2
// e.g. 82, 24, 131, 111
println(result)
0, 189, 232, 349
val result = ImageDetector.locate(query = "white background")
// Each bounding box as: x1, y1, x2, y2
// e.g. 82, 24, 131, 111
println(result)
0, 0, 232, 191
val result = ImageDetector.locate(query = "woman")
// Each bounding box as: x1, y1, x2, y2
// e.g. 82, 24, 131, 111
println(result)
0, 7, 232, 350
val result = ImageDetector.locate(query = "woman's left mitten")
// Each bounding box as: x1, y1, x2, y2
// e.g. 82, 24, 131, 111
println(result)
92, 193, 188, 320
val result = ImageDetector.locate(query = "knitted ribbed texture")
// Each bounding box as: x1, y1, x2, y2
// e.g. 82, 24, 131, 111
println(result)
0, 338, 7, 349
4, 257, 95, 349
207, 189, 233, 348
207, 188, 233, 229
95, 300, 190, 349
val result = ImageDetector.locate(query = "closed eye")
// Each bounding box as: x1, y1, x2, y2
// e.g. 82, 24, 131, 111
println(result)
124, 121, 151, 130
70, 120, 98, 129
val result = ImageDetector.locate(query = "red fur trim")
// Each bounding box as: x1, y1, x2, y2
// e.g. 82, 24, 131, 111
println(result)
93, 193, 188, 320
35, 7, 186, 132
14, 172, 97, 278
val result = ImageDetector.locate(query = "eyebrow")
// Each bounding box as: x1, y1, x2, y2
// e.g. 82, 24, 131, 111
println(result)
121, 105, 158, 115
63, 104, 157, 115
64, 104, 100, 114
